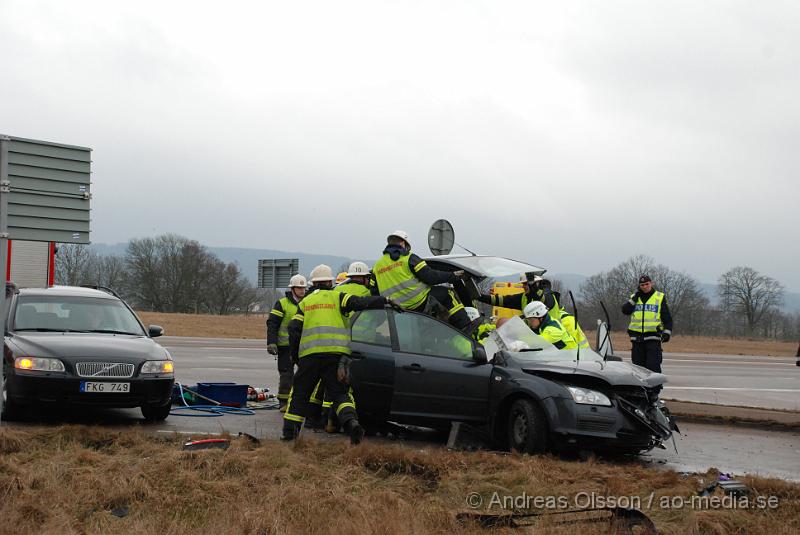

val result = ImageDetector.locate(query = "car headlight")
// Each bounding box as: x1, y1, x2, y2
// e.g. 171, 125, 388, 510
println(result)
141, 360, 175, 375
566, 386, 611, 406
15, 356, 65, 372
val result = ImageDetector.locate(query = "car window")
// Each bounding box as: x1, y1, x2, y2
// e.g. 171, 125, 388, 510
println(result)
351, 309, 391, 347
393, 312, 473, 359
13, 295, 145, 335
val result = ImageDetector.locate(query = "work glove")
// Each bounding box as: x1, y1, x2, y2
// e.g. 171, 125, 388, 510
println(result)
661, 331, 671, 343
385, 298, 404, 312
266, 343, 278, 355
337, 355, 353, 384
453, 270, 468, 279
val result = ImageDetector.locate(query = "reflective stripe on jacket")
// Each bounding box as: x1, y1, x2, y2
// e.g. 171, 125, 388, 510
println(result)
296, 289, 351, 358
628, 291, 665, 334
373, 253, 430, 309
559, 311, 590, 349
535, 317, 579, 350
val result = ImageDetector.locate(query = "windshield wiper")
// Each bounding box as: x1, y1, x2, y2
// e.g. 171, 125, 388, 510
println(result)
85, 329, 142, 335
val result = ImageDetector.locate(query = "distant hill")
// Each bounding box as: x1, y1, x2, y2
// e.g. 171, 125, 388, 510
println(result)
89, 244, 800, 312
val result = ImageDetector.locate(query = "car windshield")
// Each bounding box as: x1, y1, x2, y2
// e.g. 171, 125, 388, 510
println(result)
484, 316, 603, 363
425, 256, 546, 278
13, 295, 145, 335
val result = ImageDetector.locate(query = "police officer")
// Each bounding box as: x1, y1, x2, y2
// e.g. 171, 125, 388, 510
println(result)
282, 264, 397, 444
266, 274, 307, 411
622, 275, 673, 373
522, 301, 578, 350
373, 230, 470, 330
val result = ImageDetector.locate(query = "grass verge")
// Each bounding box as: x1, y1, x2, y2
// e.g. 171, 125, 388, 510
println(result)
0, 426, 798, 534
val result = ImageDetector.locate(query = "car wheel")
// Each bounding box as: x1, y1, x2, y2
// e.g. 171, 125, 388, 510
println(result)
141, 402, 172, 422
507, 398, 547, 454
2, 363, 22, 421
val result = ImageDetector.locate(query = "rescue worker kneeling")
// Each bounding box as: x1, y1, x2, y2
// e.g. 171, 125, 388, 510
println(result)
522, 301, 578, 350
283, 264, 398, 444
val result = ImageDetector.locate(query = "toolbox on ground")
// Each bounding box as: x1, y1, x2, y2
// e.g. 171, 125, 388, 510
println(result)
195, 382, 249, 407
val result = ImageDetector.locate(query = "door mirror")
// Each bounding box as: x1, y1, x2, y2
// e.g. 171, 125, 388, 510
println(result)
472, 345, 488, 364
148, 325, 164, 338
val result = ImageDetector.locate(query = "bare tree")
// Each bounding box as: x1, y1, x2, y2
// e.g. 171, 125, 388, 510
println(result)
126, 237, 166, 311
54, 244, 93, 286
718, 266, 784, 335
580, 255, 709, 334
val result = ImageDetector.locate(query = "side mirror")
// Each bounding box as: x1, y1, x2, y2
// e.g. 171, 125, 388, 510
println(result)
148, 325, 164, 338
472, 345, 488, 365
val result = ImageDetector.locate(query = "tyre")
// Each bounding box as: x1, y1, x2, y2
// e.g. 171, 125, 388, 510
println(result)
507, 398, 548, 454
141, 401, 172, 422
2, 363, 23, 421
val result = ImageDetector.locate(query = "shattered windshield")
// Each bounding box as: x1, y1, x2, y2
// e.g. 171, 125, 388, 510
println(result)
484, 316, 603, 363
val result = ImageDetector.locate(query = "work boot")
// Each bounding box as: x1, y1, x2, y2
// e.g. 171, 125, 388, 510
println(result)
281, 421, 301, 441
344, 419, 365, 445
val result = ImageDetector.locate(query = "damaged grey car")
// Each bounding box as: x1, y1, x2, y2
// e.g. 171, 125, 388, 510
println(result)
349, 254, 678, 455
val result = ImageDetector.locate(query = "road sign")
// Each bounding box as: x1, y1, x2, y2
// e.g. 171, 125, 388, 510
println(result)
1, 135, 92, 244
428, 219, 455, 256
1, 135, 92, 423
257, 258, 300, 289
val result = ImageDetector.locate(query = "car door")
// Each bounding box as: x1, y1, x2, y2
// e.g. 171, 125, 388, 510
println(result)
389, 311, 491, 423
347, 309, 395, 421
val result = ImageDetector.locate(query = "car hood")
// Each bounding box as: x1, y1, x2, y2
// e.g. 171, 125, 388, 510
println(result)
508, 355, 667, 388
422, 255, 546, 279
5, 333, 167, 361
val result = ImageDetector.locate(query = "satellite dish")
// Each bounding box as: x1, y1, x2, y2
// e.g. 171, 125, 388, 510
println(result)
428, 219, 455, 256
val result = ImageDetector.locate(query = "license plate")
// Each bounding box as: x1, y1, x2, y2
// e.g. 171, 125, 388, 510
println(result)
80, 381, 130, 393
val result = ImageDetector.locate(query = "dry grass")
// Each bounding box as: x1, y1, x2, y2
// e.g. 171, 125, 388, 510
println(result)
137, 311, 797, 357
0, 426, 798, 535
584, 330, 797, 357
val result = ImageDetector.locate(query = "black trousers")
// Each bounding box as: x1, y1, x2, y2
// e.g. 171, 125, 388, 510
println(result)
283, 353, 357, 430
412, 286, 470, 330
276, 346, 295, 402
631, 340, 663, 373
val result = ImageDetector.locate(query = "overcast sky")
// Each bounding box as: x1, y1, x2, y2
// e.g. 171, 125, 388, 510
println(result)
1, 1, 798, 290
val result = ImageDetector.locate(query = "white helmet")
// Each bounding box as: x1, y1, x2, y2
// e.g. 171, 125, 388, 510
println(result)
523, 301, 549, 319
309, 264, 334, 283
346, 261, 370, 277
388, 230, 410, 245
520, 273, 543, 284
464, 307, 481, 322
289, 274, 307, 288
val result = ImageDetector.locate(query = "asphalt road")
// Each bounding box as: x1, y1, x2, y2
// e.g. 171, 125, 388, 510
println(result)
3, 336, 799, 481
162, 336, 800, 411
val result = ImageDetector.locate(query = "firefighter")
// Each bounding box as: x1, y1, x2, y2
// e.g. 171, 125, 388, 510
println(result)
282, 264, 397, 444
465, 307, 496, 344
335, 261, 374, 298
312, 261, 374, 432
558, 309, 590, 350
373, 230, 470, 330
478, 274, 564, 321
622, 275, 672, 373
266, 274, 307, 411
522, 301, 578, 350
